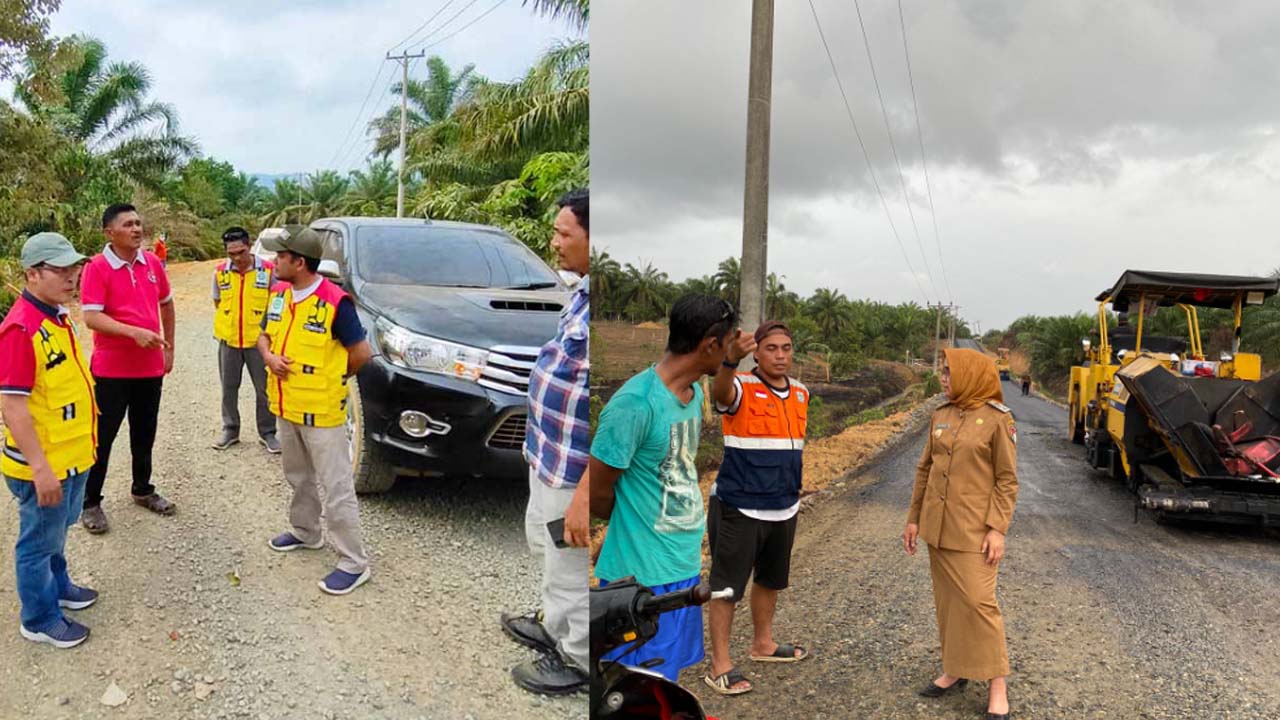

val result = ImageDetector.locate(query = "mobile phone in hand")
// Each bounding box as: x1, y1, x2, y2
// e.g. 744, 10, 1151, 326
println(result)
546, 517, 569, 549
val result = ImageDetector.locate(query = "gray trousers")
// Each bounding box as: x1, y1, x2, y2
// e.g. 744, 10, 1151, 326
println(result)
524, 469, 588, 671
218, 340, 275, 438
279, 420, 368, 574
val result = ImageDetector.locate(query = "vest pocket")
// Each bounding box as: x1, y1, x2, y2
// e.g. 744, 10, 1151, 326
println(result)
739, 452, 784, 497
746, 402, 782, 435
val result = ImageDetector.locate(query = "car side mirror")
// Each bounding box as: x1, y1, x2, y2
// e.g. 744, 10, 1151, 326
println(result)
318, 259, 342, 281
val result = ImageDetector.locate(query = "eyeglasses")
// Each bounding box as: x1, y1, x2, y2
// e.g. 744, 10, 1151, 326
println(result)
35, 264, 81, 278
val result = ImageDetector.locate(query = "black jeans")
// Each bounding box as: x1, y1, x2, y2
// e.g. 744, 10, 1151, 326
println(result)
85, 376, 164, 508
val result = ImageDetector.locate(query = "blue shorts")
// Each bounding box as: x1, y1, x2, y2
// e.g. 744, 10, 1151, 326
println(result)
599, 575, 705, 681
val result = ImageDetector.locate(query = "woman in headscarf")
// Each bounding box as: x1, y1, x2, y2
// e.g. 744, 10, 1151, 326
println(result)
903, 348, 1018, 720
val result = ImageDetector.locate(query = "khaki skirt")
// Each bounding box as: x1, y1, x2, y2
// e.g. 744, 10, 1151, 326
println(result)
927, 544, 1010, 680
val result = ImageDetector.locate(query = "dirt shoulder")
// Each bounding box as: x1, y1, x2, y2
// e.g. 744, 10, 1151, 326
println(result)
0, 260, 584, 720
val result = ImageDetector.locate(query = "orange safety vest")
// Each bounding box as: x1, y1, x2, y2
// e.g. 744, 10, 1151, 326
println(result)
263, 279, 351, 428
715, 372, 808, 510
1, 299, 97, 481
213, 258, 274, 348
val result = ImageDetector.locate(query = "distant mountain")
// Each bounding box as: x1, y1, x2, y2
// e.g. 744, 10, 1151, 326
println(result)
249, 173, 302, 189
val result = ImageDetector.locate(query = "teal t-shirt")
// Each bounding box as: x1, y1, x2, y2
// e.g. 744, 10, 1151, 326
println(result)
593, 366, 705, 587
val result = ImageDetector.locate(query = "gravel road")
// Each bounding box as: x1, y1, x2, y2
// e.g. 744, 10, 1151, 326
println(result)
0, 260, 585, 720
689, 379, 1280, 719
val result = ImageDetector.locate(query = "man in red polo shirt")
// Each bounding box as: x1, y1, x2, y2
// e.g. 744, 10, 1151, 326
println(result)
78, 203, 177, 534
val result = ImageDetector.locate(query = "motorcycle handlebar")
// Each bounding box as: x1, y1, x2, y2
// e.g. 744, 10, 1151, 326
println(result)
637, 585, 734, 618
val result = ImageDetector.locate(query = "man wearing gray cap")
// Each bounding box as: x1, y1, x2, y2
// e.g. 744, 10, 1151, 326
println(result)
0, 233, 98, 648
255, 226, 374, 595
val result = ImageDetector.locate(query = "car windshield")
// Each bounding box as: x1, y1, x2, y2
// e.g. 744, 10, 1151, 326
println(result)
353, 225, 561, 289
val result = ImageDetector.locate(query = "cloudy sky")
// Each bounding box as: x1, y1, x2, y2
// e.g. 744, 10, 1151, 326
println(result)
592, 0, 1280, 331
43, 0, 577, 175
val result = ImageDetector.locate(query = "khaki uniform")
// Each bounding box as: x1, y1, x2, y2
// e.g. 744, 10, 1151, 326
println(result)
908, 400, 1018, 680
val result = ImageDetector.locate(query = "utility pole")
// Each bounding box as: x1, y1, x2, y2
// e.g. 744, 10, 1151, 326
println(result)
929, 302, 958, 371
738, 0, 774, 363
387, 50, 425, 218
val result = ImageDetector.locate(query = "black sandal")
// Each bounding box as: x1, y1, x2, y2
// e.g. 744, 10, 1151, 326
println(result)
702, 667, 752, 696
917, 678, 967, 697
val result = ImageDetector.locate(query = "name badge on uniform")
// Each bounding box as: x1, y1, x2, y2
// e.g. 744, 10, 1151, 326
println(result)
266, 295, 285, 321
256, 269, 270, 288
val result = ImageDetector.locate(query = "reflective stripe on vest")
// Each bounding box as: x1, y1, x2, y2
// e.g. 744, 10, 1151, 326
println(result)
1, 312, 97, 481
714, 373, 808, 510
263, 279, 351, 428
213, 260, 273, 348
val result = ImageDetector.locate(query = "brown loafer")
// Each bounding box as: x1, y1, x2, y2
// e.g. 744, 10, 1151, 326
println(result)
81, 505, 109, 534
131, 493, 176, 516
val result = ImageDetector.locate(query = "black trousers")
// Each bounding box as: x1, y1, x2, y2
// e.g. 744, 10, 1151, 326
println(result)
85, 376, 163, 508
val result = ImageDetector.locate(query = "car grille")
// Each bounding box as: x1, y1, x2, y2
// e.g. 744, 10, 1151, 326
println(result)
480, 345, 541, 396
488, 413, 527, 450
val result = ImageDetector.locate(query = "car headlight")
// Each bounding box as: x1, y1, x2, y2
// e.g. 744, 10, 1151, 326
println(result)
375, 317, 487, 382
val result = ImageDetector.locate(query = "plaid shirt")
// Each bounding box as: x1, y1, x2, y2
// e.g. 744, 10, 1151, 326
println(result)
524, 275, 590, 489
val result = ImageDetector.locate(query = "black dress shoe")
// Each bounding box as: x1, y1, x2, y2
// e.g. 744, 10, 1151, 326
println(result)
500, 610, 557, 654
917, 678, 967, 697
512, 652, 587, 696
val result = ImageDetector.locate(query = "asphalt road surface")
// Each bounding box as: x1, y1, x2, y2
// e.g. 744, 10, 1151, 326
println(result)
689, 380, 1280, 719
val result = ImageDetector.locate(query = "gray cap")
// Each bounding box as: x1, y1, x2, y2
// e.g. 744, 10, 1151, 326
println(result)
21, 232, 87, 269
260, 224, 324, 260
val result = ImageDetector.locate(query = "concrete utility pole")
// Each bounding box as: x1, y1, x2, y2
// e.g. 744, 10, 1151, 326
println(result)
387, 50, 425, 218
738, 0, 774, 361
930, 302, 958, 371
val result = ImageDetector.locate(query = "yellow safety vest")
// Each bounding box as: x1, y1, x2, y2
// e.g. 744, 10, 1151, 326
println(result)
2, 312, 97, 481
214, 259, 274, 349
263, 280, 351, 427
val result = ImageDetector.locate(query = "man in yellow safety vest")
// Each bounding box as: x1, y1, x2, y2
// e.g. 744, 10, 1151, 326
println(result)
256, 226, 374, 595
0, 232, 98, 648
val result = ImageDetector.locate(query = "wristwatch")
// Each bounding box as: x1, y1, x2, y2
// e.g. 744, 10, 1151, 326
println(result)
722, 358, 740, 370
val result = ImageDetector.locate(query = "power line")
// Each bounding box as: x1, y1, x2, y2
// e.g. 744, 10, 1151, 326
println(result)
388, 0, 459, 52
898, 0, 952, 305
412, 0, 509, 54
851, 0, 939, 303
328, 62, 390, 169
404, 0, 488, 52
807, 0, 930, 305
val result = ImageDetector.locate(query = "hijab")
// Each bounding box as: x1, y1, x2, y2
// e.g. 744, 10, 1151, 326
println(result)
943, 348, 1004, 410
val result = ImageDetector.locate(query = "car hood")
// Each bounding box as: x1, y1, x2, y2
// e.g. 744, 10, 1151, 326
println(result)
357, 282, 568, 350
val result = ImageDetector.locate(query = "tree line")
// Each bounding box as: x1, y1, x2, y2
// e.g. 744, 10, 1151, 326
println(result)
1, 0, 587, 308
591, 250, 969, 376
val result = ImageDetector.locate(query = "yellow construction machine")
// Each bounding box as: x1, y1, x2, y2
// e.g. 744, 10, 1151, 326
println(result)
996, 347, 1012, 381
1068, 270, 1280, 524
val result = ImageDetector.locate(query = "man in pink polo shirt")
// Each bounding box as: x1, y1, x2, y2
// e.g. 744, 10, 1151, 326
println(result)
78, 203, 177, 534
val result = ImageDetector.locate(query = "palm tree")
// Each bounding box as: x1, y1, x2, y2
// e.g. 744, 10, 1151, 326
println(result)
15, 35, 196, 188
621, 262, 670, 322
765, 273, 799, 320
590, 248, 622, 314
522, 0, 589, 30
258, 177, 305, 226
714, 256, 741, 305
343, 160, 398, 216
298, 170, 350, 222
369, 56, 478, 158
807, 288, 853, 337
440, 40, 588, 163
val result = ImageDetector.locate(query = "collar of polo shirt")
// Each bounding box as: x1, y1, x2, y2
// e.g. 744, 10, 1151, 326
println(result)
103, 244, 148, 270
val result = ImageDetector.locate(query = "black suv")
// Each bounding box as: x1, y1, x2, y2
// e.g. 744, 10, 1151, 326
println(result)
307, 217, 567, 493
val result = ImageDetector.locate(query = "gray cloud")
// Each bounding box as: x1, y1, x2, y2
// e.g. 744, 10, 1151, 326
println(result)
592, 0, 1280, 329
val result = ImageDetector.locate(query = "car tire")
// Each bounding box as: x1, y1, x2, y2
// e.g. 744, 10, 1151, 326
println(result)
348, 376, 397, 494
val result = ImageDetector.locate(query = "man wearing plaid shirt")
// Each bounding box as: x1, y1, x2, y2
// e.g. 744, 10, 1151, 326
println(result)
504, 189, 591, 695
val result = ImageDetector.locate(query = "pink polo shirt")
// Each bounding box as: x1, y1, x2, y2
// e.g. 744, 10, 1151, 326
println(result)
80, 245, 173, 379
